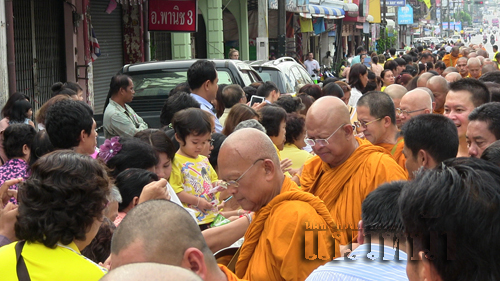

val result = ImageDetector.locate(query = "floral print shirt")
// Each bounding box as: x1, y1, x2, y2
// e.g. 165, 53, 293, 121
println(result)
0, 158, 28, 204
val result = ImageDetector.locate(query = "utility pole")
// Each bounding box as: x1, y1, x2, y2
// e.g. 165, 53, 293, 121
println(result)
382, 0, 387, 51
0, 0, 9, 107
257, 0, 269, 61
278, 0, 286, 58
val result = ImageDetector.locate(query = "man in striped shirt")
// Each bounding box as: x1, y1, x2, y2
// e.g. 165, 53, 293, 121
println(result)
306, 181, 408, 281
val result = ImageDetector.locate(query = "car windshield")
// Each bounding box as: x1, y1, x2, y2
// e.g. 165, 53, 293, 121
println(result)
129, 70, 233, 97
255, 68, 290, 93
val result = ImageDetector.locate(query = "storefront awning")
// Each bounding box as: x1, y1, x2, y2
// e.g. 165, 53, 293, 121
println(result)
300, 4, 345, 19
344, 3, 359, 17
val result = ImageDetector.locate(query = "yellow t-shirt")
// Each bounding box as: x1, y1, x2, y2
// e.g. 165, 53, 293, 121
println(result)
280, 143, 314, 170
169, 153, 219, 225
0, 241, 106, 281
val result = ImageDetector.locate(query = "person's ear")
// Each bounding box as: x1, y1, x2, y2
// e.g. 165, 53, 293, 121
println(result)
263, 159, 276, 180
180, 248, 208, 279
421, 251, 443, 281
357, 220, 365, 245
132, 196, 140, 207
203, 80, 211, 91
343, 124, 354, 139
22, 144, 30, 157
383, 116, 392, 127
79, 129, 88, 143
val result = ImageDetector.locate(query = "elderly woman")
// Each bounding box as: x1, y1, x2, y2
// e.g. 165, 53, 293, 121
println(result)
0, 150, 110, 280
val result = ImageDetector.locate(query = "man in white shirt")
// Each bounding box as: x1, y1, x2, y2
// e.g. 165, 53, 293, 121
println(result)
304, 52, 320, 76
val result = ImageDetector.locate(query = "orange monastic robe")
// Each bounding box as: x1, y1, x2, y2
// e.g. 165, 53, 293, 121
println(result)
442, 53, 462, 67
377, 136, 407, 173
219, 264, 246, 281
235, 177, 340, 281
433, 108, 445, 114
299, 138, 407, 245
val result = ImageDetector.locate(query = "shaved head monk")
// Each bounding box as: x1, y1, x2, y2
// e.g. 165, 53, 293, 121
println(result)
467, 57, 482, 79
384, 84, 407, 129
101, 263, 203, 281
444, 78, 490, 157
398, 89, 432, 127
299, 96, 407, 245
455, 57, 469, 78
357, 91, 406, 172
110, 200, 242, 281
400, 114, 458, 179
426, 76, 449, 114
417, 72, 435, 88
445, 72, 462, 83
218, 128, 339, 281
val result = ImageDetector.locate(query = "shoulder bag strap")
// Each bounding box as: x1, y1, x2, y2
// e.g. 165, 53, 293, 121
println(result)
15, 241, 31, 281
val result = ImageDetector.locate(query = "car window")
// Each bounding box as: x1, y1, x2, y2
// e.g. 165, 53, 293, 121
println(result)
290, 66, 305, 85
238, 70, 253, 86
255, 68, 286, 93
297, 66, 314, 84
218, 70, 233, 85
129, 70, 234, 97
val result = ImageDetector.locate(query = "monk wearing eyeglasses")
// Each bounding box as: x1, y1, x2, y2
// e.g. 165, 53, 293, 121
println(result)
218, 128, 340, 281
298, 96, 407, 246
356, 91, 407, 172
398, 88, 433, 127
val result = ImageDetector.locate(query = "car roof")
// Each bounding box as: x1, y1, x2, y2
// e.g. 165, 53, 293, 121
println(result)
121, 59, 254, 73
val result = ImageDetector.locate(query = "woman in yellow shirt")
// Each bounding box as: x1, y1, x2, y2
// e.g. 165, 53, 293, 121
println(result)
280, 113, 313, 175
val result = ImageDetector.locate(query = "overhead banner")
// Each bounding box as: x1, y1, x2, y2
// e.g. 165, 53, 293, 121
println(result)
387, 0, 406, 7
398, 4, 414, 25
148, 0, 197, 32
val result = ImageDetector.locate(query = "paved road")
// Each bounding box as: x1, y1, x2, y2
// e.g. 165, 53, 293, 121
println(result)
467, 32, 496, 56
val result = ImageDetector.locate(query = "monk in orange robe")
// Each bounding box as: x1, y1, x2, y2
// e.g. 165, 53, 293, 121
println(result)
109, 199, 246, 281
298, 96, 408, 246
356, 91, 407, 172
426, 76, 449, 115
218, 128, 340, 281
442, 46, 461, 67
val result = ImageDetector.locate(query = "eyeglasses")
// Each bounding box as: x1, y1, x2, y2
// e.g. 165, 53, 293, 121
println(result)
219, 159, 264, 189
396, 108, 426, 116
353, 117, 382, 128
304, 123, 347, 147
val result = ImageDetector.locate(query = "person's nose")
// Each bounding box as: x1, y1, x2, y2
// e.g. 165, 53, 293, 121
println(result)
468, 143, 478, 158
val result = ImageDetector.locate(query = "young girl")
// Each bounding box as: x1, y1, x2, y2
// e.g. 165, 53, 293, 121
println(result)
9, 100, 35, 128
169, 108, 219, 230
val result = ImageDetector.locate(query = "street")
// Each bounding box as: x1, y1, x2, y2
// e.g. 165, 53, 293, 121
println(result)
467, 32, 495, 55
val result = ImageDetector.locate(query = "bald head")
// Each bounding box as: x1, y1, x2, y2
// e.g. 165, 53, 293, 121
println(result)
221, 128, 280, 167
468, 57, 482, 79
443, 67, 458, 77
417, 72, 436, 88
427, 76, 449, 111
307, 96, 350, 126
468, 57, 481, 67
384, 84, 407, 100
111, 200, 212, 269
446, 72, 462, 83
101, 263, 203, 281
399, 89, 432, 126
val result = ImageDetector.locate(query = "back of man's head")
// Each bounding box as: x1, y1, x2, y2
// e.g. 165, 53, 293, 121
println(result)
389, 48, 396, 56
187, 60, 217, 91
449, 78, 490, 107
101, 263, 203, 281
356, 46, 365, 55
468, 102, 500, 139
111, 200, 213, 268
357, 91, 396, 125
479, 70, 500, 84
45, 99, 94, 149
401, 114, 458, 164
384, 60, 398, 72
321, 82, 344, 98
362, 181, 405, 237
395, 57, 406, 66
400, 157, 500, 281
221, 84, 244, 108
255, 81, 279, 99
481, 140, 500, 166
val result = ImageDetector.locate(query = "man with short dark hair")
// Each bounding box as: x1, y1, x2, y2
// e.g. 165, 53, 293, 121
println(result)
255, 81, 280, 104
351, 46, 366, 65
401, 114, 458, 179
304, 52, 320, 76
444, 78, 490, 157
400, 157, 500, 281
219, 84, 246, 127
466, 102, 500, 158
387, 47, 397, 61
394, 58, 406, 77
45, 99, 97, 156
187, 60, 222, 133
357, 91, 406, 171
306, 181, 409, 281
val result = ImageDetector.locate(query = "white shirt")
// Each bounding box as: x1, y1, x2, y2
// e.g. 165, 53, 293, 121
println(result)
304, 59, 320, 76
348, 87, 363, 107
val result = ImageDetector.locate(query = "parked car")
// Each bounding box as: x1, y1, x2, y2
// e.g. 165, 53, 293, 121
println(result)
94, 59, 262, 130
250, 57, 315, 95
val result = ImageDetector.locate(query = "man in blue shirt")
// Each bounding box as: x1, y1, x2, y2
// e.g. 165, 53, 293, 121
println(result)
351, 46, 366, 65
187, 60, 223, 133
306, 181, 408, 281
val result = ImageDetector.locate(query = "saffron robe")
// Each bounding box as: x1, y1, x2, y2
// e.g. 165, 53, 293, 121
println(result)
219, 264, 246, 281
235, 177, 340, 281
299, 138, 408, 245
377, 136, 407, 173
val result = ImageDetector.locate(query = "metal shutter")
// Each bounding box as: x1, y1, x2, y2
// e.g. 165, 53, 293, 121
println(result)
13, 0, 65, 112
90, 0, 124, 114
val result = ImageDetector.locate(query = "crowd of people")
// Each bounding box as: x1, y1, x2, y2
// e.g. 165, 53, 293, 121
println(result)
1, 43, 500, 280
